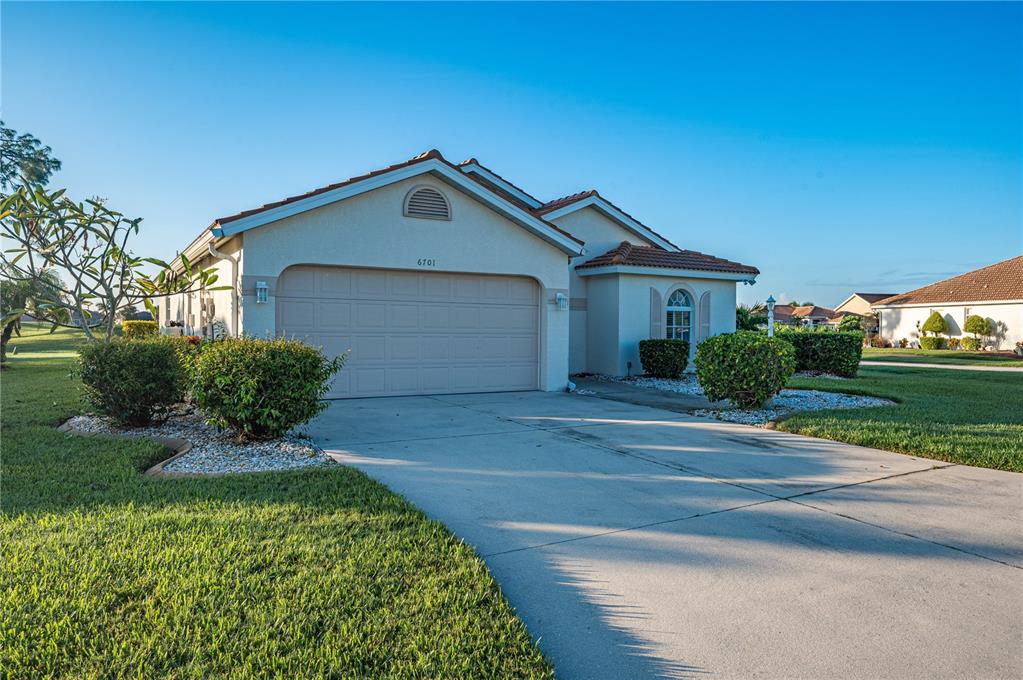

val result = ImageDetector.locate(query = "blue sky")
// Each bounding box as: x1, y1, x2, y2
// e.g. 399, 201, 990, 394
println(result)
3, 1, 1020, 306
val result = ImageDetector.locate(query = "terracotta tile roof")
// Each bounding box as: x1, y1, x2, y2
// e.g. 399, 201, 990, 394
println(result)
212, 149, 583, 246
791, 305, 837, 319
535, 189, 680, 250
874, 255, 1023, 306
576, 241, 759, 276
535, 190, 599, 214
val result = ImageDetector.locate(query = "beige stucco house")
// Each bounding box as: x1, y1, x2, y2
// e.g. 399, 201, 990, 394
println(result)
873, 256, 1023, 350
166, 150, 758, 398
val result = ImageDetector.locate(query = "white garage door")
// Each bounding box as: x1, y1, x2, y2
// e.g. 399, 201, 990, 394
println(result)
276, 266, 540, 398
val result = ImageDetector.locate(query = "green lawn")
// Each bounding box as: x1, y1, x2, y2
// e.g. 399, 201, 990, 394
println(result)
862, 347, 1023, 367
0, 326, 552, 679
783, 365, 1023, 472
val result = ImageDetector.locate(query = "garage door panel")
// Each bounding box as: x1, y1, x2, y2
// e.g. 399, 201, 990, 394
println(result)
388, 304, 420, 328
318, 302, 351, 328
277, 266, 539, 398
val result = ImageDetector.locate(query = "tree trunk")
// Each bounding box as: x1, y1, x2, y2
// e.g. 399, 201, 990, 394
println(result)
1, 320, 16, 365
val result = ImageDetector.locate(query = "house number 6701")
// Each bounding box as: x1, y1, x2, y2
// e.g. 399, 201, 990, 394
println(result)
417, 258, 437, 267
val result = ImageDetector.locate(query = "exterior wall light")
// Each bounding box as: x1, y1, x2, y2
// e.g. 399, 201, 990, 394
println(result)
555, 292, 568, 311
255, 281, 269, 304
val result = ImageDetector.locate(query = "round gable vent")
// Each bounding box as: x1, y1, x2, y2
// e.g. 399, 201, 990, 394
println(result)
404, 186, 451, 220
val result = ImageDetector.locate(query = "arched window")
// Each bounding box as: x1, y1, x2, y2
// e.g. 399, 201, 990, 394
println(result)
404, 186, 451, 220
665, 289, 692, 341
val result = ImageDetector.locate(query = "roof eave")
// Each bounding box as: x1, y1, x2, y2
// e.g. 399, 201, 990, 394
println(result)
213, 158, 583, 256
540, 194, 679, 252
575, 264, 758, 282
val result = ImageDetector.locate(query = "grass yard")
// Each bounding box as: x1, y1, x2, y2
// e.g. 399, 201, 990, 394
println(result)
862, 347, 1023, 367
0, 326, 553, 679
783, 365, 1023, 472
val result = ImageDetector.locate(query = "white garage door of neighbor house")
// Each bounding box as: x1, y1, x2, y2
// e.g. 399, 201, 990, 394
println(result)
276, 266, 540, 398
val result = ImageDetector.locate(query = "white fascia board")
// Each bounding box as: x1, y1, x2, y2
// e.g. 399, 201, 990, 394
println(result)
576, 264, 757, 283
541, 195, 678, 252
873, 298, 1023, 310
834, 293, 859, 311
459, 163, 542, 209
215, 159, 582, 256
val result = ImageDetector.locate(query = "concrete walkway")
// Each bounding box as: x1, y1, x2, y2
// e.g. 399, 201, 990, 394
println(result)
861, 359, 1023, 372
310, 391, 1023, 679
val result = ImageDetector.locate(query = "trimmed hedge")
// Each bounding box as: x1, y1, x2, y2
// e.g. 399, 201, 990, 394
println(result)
960, 336, 981, 351
920, 336, 946, 350
78, 339, 187, 425
122, 320, 159, 340
776, 329, 864, 377
695, 332, 796, 408
190, 337, 345, 440
639, 339, 690, 379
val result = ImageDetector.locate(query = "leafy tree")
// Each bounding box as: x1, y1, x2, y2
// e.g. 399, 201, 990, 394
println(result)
117, 305, 139, 321
964, 314, 992, 339
1, 267, 67, 363
920, 311, 948, 337
736, 303, 768, 331
1, 121, 62, 196
0, 184, 223, 342
838, 314, 862, 331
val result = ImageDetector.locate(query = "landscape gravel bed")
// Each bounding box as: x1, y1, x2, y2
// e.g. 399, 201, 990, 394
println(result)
63, 410, 334, 474
592, 374, 892, 427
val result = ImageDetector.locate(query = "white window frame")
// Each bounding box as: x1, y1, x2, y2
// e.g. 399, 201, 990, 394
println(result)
665, 289, 693, 342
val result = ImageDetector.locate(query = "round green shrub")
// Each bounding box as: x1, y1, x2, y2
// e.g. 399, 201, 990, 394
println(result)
960, 336, 980, 351
964, 315, 991, 339
919, 336, 947, 350
190, 337, 345, 440
78, 339, 187, 426
122, 320, 159, 339
920, 311, 948, 336
638, 339, 690, 379
695, 332, 796, 409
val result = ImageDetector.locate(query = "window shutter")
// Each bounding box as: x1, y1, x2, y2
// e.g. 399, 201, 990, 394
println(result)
649, 287, 663, 338
699, 292, 711, 341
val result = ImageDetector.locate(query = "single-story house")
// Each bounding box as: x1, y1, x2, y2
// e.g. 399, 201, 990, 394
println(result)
872, 255, 1023, 350
791, 305, 836, 327
832, 292, 894, 332
835, 293, 896, 317
165, 150, 759, 398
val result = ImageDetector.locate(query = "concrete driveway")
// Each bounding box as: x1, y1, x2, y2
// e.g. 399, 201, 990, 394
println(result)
309, 391, 1023, 679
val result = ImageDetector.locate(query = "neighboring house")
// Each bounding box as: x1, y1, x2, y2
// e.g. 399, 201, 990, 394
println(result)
872, 255, 1023, 350
835, 292, 896, 317
165, 149, 758, 398
790, 305, 836, 327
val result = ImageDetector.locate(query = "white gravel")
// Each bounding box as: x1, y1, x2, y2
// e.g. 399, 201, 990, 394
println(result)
64, 409, 334, 475
592, 374, 892, 427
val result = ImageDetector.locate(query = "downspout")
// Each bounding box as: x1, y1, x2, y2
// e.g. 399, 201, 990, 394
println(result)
208, 242, 239, 336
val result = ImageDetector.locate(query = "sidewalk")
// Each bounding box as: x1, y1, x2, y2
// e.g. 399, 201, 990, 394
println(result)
860, 360, 1023, 373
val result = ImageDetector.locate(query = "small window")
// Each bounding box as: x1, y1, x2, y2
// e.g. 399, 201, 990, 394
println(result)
665, 289, 692, 341
404, 186, 451, 220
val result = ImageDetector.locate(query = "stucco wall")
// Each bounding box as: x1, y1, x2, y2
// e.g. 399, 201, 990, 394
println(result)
165, 236, 242, 338
582, 273, 739, 376
878, 302, 1023, 350
548, 206, 652, 374
236, 174, 572, 391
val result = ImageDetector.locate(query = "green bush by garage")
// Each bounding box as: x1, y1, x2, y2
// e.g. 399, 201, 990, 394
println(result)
776, 329, 864, 377
121, 319, 159, 339
78, 339, 188, 425
639, 339, 690, 379
190, 337, 345, 440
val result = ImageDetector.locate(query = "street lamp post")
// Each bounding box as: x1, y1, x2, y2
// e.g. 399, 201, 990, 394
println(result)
767, 295, 776, 337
